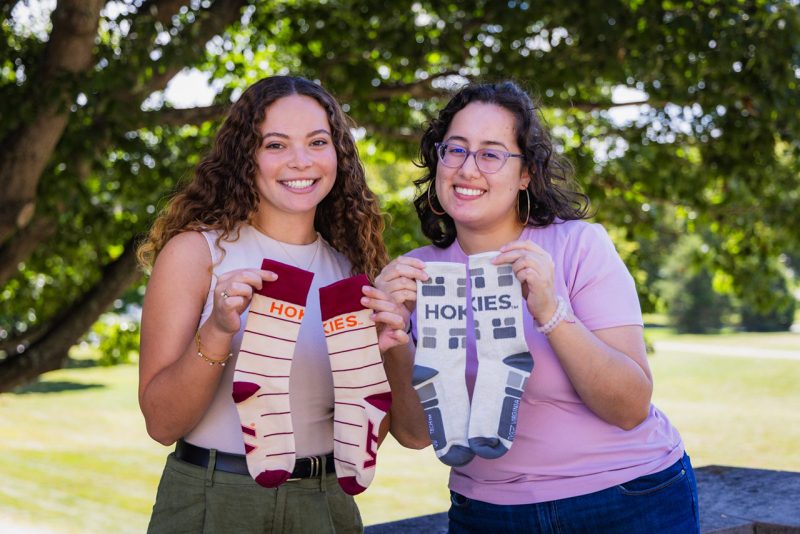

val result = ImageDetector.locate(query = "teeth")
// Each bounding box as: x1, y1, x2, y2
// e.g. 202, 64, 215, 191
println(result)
455, 186, 484, 197
284, 179, 315, 189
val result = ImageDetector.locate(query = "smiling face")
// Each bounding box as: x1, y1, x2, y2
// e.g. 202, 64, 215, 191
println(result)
253, 94, 337, 224
435, 102, 530, 240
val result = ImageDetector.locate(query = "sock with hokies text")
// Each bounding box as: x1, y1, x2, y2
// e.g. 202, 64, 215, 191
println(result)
319, 275, 392, 495
232, 258, 314, 488
467, 252, 533, 459
413, 262, 475, 467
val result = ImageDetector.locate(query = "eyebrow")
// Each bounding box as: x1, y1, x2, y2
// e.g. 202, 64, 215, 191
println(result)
445, 135, 509, 150
262, 129, 332, 141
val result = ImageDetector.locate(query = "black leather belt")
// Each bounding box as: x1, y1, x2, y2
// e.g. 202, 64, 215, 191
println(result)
175, 439, 335, 479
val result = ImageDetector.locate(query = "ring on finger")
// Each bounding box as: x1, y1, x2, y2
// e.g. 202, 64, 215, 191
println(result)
221, 290, 230, 299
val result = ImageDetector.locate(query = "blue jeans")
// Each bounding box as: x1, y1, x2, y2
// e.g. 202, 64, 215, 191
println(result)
448, 453, 699, 534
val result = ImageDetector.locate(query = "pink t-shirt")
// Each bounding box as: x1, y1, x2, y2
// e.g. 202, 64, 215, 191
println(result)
407, 220, 684, 505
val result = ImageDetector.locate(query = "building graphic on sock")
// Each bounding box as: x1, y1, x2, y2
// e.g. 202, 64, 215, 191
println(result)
414, 263, 475, 467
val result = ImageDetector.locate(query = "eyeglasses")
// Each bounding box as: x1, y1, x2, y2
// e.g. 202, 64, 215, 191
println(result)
435, 142, 524, 174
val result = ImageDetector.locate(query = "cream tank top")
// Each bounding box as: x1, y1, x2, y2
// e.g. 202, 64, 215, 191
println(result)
183, 224, 352, 456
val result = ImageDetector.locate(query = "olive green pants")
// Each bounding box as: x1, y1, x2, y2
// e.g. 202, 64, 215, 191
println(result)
147, 451, 363, 534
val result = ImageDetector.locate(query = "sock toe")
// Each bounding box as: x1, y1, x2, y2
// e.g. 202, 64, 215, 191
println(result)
338, 476, 367, 496
232, 381, 260, 403
254, 469, 291, 488
439, 445, 476, 467
468, 436, 509, 459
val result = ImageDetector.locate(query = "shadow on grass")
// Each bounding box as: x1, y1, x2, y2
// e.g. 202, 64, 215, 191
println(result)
66, 357, 100, 368
13, 381, 105, 395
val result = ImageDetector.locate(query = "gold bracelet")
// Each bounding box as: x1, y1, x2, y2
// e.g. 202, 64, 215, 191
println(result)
194, 332, 233, 366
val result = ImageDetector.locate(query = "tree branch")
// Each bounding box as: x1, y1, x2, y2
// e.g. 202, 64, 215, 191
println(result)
133, 0, 249, 99
137, 0, 191, 27
370, 72, 461, 100
358, 121, 418, 143
139, 103, 230, 129
0, 216, 56, 286
565, 98, 662, 112
43, 0, 105, 74
0, 239, 142, 392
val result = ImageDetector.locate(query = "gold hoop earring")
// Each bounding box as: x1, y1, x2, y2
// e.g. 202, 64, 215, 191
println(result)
518, 188, 531, 224
427, 184, 446, 216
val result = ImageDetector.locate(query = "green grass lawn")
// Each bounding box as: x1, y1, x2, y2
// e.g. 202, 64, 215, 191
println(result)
1, 329, 798, 532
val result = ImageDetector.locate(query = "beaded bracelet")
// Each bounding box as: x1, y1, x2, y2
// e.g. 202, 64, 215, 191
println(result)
194, 331, 233, 366
536, 296, 568, 336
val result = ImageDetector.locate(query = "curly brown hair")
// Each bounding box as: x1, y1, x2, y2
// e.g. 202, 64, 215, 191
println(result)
138, 76, 388, 280
414, 81, 591, 248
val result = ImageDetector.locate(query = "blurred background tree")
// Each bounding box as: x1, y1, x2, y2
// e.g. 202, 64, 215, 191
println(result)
1, 0, 798, 391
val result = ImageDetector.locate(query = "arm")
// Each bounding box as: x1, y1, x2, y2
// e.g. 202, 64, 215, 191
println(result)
138, 231, 275, 445
541, 318, 651, 430
496, 240, 652, 430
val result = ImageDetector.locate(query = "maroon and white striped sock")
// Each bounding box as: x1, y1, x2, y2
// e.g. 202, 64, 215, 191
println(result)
233, 258, 314, 488
320, 275, 392, 495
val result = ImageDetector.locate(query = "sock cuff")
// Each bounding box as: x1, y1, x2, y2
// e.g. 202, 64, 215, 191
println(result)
318, 274, 370, 321
257, 258, 315, 305
468, 251, 500, 262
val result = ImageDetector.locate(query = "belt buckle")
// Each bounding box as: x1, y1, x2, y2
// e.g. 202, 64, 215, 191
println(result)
310, 455, 320, 477
286, 455, 320, 482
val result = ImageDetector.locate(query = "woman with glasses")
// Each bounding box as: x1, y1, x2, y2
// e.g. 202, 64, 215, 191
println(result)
373, 81, 699, 533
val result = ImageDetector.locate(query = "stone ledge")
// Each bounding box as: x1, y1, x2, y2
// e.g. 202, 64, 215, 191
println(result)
697, 465, 800, 533
365, 465, 800, 533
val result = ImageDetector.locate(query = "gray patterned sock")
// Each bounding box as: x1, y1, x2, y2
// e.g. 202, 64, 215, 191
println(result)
414, 262, 474, 467
467, 252, 533, 459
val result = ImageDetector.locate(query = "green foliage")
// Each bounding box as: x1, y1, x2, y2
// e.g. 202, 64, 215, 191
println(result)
740, 274, 796, 332
658, 235, 732, 333
382, 194, 428, 259
2, 0, 799, 382
85, 314, 141, 367
361, 151, 429, 257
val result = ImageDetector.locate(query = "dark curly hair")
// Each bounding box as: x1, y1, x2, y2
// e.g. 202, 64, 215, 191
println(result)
138, 76, 388, 280
414, 81, 590, 247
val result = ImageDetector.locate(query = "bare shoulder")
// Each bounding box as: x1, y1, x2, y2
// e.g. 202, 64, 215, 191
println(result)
147, 231, 212, 302
157, 231, 210, 263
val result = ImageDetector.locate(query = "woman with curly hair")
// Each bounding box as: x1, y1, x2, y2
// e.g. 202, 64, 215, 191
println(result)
376, 81, 698, 533
138, 76, 399, 533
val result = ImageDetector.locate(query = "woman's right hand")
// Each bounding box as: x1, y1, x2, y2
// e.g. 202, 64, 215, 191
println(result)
209, 268, 278, 334
374, 256, 429, 324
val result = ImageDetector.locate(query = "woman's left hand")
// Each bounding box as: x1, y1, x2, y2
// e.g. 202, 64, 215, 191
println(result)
494, 240, 559, 323
361, 285, 411, 353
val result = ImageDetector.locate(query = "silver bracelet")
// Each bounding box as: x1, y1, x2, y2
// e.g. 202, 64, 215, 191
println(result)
536, 296, 568, 335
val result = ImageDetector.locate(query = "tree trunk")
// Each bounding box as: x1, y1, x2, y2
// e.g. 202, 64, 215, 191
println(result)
0, 0, 248, 389
0, 0, 104, 245
0, 241, 142, 392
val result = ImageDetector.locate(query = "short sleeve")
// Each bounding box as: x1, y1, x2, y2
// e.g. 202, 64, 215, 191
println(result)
564, 223, 643, 330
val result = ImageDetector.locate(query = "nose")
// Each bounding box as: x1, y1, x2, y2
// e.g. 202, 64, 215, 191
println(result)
457, 152, 482, 179
289, 146, 313, 169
